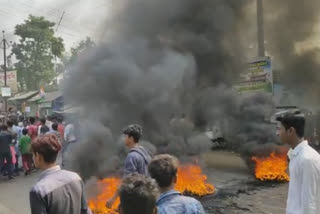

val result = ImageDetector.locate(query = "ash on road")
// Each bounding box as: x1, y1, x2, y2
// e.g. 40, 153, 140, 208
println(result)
202, 151, 288, 214
0, 151, 288, 214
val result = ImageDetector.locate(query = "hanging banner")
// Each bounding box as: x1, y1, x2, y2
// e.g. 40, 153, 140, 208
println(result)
0, 70, 18, 93
1, 87, 11, 97
235, 56, 273, 94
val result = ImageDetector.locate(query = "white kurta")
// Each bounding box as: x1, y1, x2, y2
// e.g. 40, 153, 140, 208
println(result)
287, 141, 320, 214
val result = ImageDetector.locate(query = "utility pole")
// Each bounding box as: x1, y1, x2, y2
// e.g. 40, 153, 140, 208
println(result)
2, 31, 7, 87
257, 0, 265, 57
1, 30, 10, 116
54, 11, 65, 75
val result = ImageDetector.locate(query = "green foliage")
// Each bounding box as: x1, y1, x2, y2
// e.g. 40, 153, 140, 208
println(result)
12, 15, 65, 91
63, 37, 95, 67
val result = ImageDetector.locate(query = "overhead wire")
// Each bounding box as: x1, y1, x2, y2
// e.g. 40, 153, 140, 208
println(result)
0, 0, 107, 45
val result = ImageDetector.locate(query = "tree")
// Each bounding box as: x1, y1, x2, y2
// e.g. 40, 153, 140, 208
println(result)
63, 37, 95, 68
12, 15, 65, 91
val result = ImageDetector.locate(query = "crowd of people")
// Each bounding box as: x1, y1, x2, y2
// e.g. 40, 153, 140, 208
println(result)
26, 123, 206, 214
0, 115, 75, 180
1, 112, 320, 214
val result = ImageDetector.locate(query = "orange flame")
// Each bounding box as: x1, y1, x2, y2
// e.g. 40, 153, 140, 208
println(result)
88, 177, 121, 214
89, 164, 215, 214
251, 152, 290, 182
176, 164, 215, 196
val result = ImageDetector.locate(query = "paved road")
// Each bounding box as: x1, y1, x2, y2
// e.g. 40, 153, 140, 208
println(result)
202, 151, 288, 214
0, 151, 288, 214
0, 172, 38, 214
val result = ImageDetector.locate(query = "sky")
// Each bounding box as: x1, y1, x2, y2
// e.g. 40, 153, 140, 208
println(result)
0, 0, 110, 63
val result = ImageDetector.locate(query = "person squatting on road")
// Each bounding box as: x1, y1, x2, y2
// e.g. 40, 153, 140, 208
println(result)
29, 134, 91, 214
148, 154, 205, 214
107, 124, 152, 208
277, 113, 320, 214
118, 173, 159, 214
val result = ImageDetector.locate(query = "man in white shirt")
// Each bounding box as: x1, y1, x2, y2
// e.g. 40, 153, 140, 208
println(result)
64, 122, 76, 144
277, 113, 320, 214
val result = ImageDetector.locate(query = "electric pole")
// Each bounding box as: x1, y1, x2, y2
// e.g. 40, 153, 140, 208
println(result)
1, 30, 10, 116
54, 11, 65, 74
257, 0, 265, 57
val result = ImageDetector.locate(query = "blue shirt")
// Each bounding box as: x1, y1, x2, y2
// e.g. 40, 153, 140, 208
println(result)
157, 190, 205, 214
123, 146, 151, 177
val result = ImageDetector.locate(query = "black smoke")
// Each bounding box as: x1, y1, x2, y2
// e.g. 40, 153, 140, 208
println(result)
63, 0, 279, 180
265, 0, 320, 108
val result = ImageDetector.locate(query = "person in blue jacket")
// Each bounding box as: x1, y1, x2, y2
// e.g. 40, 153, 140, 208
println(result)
107, 124, 152, 208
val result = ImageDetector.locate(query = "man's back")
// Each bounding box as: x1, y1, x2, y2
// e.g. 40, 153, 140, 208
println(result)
0, 131, 12, 154
19, 136, 31, 155
64, 124, 76, 142
157, 190, 205, 214
30, 166, 90, 214
287, 141, 320, 214
124, 146, 151, 176
40, 125, 50, 135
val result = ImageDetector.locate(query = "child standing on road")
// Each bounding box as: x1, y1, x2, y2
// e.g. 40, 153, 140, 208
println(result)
19, 128, 32, 175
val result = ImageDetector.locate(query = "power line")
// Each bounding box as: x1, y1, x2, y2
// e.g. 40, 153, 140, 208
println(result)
0, 3, 97, 36
0, 1, 102, 45
0, 9, 88, 41
56, 11, 65, 32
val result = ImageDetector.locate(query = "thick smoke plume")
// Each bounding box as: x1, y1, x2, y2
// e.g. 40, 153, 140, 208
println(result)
64, 0, 278, 180
265, 0, 320, 108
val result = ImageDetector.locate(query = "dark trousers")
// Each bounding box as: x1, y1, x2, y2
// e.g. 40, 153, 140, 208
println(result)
15, 154, 19, 172
0, 152, 13, 178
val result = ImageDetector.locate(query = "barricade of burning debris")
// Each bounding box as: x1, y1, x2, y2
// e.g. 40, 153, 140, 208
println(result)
88, 164, 215, 214
251, 146, 290, 182
252, 152, 289, 182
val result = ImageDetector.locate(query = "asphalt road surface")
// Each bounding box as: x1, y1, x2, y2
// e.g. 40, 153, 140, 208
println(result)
202, 151, 288, 214
0, 151, 288, 214
0, 171, 38, 214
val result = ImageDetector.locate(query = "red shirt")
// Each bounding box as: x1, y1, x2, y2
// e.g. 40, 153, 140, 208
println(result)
58, 124, 64, 138
28, 125, 38, 141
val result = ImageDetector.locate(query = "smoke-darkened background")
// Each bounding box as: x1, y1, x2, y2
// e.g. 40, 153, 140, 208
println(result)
265, 0, 320, 108
63, 0, 320, 180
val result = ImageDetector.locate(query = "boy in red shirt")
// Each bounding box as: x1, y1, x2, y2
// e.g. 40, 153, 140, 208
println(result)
28, 117, 38, 141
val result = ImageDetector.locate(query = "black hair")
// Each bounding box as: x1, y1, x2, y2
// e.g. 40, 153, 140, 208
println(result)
123, 125, 142, 143
277, 113, 305, 138
22, 128, 28, 136
52, 123, 58, 131
1, 124, 8, 131
148, 154, 178, 188
29, 117, 35, 124
57, 117, 63, 123
126, 132, 140, 143
119, 173, 159, 214
6, 120, 13, 128
40, 118, 46, 124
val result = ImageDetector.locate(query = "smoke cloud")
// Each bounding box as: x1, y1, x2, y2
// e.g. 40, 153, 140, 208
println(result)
63, 0, 278, 180
264, 0, 320, 108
